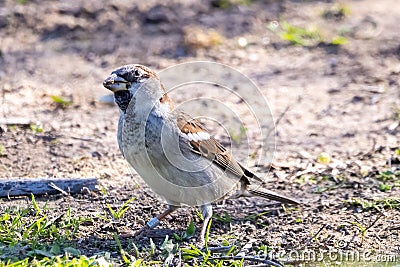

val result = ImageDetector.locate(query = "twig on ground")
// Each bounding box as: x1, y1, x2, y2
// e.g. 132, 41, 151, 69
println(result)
365, 213, 384, 232
202, 246, 233, 253
274, 104, 291, 131
348, 231, 357, 247
303, 223, 327, 247
48, 182, 69, 196
207, 256, 284, 267
0, 117, 34, 126
266, 104, 291, 138
0, 177, 98, 197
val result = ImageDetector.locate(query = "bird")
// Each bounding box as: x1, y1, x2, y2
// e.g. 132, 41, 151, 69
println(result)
103, 64, 299, 243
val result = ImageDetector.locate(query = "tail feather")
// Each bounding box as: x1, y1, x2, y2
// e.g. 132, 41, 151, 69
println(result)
247, 188, 300, 205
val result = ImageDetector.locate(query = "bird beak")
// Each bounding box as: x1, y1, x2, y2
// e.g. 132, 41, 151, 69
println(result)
103, 73, 129, 92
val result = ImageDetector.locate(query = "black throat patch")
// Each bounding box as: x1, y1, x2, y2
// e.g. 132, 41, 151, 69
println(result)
114, 90, 132, 113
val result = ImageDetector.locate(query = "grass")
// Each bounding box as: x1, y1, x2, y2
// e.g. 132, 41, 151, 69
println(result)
173, 221, 195, 242
107, 219, 265, 267
344, 197, 400, 212
106, 197, 135, 220
179, 221, 258, 267
213, 211, 232, 224
350, 221, 368, 243
322, 3, 351, 20
296, 169, 396, 194
243, 210, 270, 221
30, 124, 43, 133
15, 0, 29, 4
229, 126, 247, 145
376, 170, 400, 182
296, 174, 333, 185
0, 255, 112, 267
211, 0, 254, 9
0, 195, 94, 265
1, 196, 276, 267
271, 21, 348, 47
50, 96, 72, 108
375, 170, 400, 192
317, 152, 331, 165
4, 180, 396, 266
113, 233, 133, 265
0, 195, 153, 266
279, 21, 322, 46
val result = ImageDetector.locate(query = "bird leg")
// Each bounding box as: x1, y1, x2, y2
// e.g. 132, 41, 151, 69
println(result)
146, 205, 179, 229
199, 204, 213, 246
134, 205, 179, 237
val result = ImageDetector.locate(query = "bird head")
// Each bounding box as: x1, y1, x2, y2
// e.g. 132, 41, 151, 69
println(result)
103, 64, 157, 93
103, 64, 165, 113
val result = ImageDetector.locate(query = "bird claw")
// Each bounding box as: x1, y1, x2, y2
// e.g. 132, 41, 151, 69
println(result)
133, 225, 150, 237
132, 216, 161, 238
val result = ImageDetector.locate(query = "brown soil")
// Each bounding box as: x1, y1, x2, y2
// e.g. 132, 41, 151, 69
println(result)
1, 0, 399, 264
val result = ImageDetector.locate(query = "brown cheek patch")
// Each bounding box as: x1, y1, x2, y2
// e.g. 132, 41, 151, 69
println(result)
137, 65, 157, 78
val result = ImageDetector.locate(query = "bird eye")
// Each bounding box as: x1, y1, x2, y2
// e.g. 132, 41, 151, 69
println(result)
134, 69, 142, 77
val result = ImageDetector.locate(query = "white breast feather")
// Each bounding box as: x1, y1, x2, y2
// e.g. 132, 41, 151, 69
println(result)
159, 102, 171, 114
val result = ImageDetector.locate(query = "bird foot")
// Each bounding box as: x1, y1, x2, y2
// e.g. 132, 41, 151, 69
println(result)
131, 216, 161, 238
132, 225, 150, 238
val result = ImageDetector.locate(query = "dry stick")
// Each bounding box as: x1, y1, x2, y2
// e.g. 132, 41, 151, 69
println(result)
363, 137, 377, 159
350, 216, 364, 246
365, 213, 384, 232
349, 232, 358, 248
48, 182, 69, 196
357, 213, 383, 246
266, 104, 291, 139
0, 177, 98, 197
63, 135, 97, 142
203, 246, 233, 253
373, 233, 382, 241
33, 134, 97, 143
0, 117, 34, 126
303, 223, 327, 248
206, 256, 283, 267
274, 104, 291, 131
364, 213, 385, 243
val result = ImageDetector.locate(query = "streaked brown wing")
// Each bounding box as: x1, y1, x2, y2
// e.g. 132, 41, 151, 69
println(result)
177, 112, 246, 179
176, 112, 299, 205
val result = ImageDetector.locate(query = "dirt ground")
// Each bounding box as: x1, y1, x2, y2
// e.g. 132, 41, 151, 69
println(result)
1, 0, 400, 265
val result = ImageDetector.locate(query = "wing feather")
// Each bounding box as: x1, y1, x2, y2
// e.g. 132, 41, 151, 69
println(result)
176, 111, 299, 205
177, 112, 245, 179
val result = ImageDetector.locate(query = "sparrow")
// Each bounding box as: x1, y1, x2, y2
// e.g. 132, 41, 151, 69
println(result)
103, 64, 299, 243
